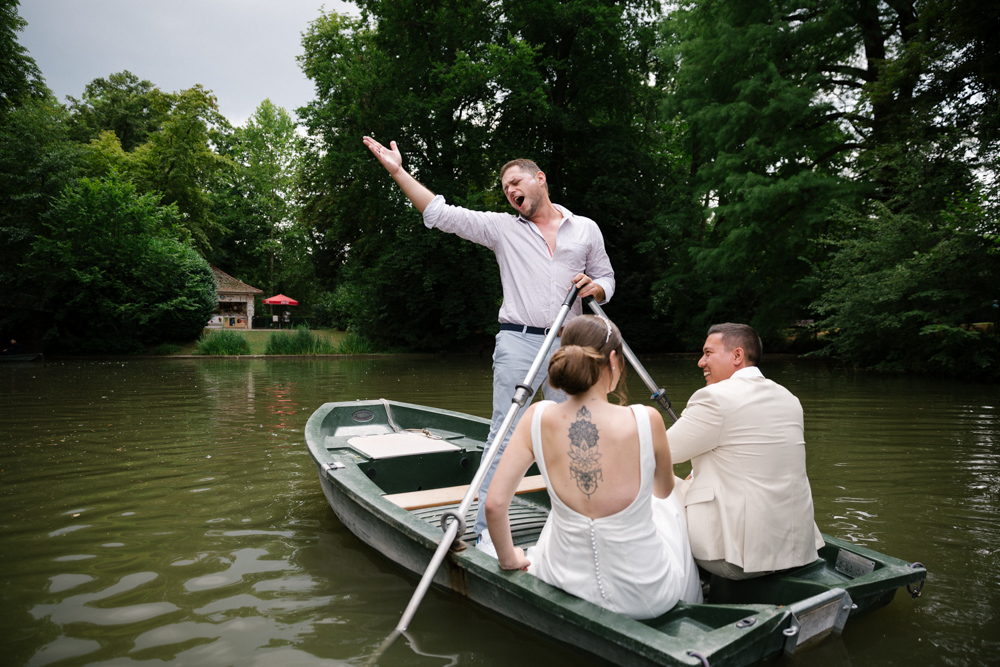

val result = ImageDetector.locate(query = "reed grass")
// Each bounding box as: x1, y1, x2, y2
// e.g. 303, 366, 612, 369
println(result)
196, 329, 252, 355
334, 331, 379, 354
264, 326, 337, 355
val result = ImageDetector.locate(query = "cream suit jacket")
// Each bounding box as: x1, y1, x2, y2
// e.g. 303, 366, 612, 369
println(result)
666, 372, 824, 573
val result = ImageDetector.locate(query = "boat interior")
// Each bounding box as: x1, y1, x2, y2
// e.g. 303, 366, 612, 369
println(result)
313, 398, 919, 654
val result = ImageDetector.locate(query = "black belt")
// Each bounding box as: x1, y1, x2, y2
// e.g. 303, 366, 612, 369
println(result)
500, 323, 553, 336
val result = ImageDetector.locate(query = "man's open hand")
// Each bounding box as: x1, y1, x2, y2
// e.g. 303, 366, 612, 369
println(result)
363, 136, 402, 175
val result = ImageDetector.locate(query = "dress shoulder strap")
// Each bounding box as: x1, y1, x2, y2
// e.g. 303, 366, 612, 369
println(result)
530, 401, 555, 483
629, 404, 651, 447
629, 404, 655, 477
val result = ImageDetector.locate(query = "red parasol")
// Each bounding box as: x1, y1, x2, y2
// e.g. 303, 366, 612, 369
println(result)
262, 294, 298, 306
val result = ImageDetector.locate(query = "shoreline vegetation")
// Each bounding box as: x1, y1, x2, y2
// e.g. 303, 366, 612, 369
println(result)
128, 322, 1000, 374
150, 326, 380, 356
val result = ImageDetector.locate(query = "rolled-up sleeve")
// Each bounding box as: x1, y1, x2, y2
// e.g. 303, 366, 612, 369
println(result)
422, 195, 503, 249
666, 388, 724, 463
586, 226, 615, 304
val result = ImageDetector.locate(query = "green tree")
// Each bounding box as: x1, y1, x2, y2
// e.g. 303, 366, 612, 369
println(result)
845, 0, 994, 218
29, 171, 216, 353
655, 0, 860, 345
0, 0, 45, 116
210, 99, 311, 300
656, 0, 999, 360
0, 1, 71, 308
129, 85, 233, 253
0, 96, 83, 296
931, 0, 1000, 154
66, 70, 172, 151
67, 79, 235, 255
298, 7, 506, 347
810, 200, 1000, 379
299, 0, 678, 348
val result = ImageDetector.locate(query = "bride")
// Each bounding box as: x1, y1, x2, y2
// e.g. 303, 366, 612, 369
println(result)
484, 315, 703, 619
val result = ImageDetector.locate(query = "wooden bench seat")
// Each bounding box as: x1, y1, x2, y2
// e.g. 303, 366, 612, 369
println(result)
383, 475, 547, 511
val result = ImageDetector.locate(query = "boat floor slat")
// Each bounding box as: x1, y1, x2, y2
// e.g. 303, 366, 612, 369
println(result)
412, 497, 549, 546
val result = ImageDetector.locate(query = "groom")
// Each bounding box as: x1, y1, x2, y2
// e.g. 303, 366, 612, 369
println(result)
666, 323, 824, 579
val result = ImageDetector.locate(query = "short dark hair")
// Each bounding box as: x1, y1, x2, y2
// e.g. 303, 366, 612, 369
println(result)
707, 323, 762, 366
500, 158, 540, 179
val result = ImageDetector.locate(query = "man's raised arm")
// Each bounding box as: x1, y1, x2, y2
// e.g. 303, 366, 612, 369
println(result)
362, 136, 435, 213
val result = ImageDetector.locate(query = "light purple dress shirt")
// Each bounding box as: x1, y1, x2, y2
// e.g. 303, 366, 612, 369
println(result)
423, 195, 615, 327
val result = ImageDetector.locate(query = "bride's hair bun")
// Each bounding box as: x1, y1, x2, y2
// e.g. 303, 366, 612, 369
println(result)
548, 345, 605, 394
545, 315, 627, 402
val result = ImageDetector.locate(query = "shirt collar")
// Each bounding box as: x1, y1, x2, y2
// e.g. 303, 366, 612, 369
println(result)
517, 203, 572, 224
731, 365, 764, 379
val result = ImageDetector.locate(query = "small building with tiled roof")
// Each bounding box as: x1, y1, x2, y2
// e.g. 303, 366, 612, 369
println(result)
207, 266, 263, 330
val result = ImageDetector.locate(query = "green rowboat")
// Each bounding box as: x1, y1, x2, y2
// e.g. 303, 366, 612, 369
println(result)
305, 398, 926, 666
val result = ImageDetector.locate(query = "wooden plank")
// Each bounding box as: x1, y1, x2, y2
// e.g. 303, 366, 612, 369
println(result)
384, 475, 546, 510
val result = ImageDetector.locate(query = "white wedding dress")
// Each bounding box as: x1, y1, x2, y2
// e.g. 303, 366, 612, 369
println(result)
525, 401, 703, 619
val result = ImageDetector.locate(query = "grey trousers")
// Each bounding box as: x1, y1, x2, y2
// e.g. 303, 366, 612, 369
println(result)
473, 329, 566, 535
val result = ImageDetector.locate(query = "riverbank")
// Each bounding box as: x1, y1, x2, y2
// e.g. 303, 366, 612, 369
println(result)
173, 328, 349, 355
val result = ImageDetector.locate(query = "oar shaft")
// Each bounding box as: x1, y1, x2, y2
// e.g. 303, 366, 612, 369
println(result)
395, 520, 460, 633
380, 285, 580, 650
455, 286, 579, 520
584, 299, 678, 422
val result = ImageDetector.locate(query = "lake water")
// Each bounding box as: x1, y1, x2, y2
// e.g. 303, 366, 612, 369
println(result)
1, 355, 997, 666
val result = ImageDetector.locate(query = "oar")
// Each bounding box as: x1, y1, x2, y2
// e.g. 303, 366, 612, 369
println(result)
583, 297, 679, 423
367, 285, 582, 664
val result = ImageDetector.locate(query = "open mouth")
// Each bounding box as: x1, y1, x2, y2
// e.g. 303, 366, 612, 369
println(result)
515, 196, 525, 208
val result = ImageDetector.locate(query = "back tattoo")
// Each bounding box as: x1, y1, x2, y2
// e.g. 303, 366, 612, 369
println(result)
568, 406, 603, 497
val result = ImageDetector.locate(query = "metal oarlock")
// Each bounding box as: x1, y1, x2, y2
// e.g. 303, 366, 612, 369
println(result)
583, 297, 679, 422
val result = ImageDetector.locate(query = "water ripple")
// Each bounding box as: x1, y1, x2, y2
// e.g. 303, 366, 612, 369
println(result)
2, 357, 998, 667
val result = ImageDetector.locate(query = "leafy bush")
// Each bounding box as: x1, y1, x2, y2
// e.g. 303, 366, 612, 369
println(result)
305, 291, 346, 329
28, 171, 216, 353
196, 330, 251, 355
264, 325, 336, 355
810, 202, 1000, 379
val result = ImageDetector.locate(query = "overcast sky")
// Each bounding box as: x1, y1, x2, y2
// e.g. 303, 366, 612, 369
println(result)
19, 0, 357, 127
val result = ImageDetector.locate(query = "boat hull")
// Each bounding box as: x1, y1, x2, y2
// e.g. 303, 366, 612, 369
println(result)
314, 463, 790, 666
306, 399, 926, 666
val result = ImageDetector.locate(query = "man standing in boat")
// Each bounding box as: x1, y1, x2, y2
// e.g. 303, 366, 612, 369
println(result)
666, 323, 824, 579
363, 136, 615, 547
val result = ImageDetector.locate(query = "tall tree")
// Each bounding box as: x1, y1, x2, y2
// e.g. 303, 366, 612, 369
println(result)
68, 78, 234, 253
0, 0, 45, 116
210, 99, 311, 299
659, 0, 998, 372
0, 97, 83, 298
806, 0, 1000, 377
129, 85, 233, 253
298, 6, 510, 348
656, 0, 999, 340
66, 70, 172, 151
655, 0, 860, 345
299, 0, 679, 349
